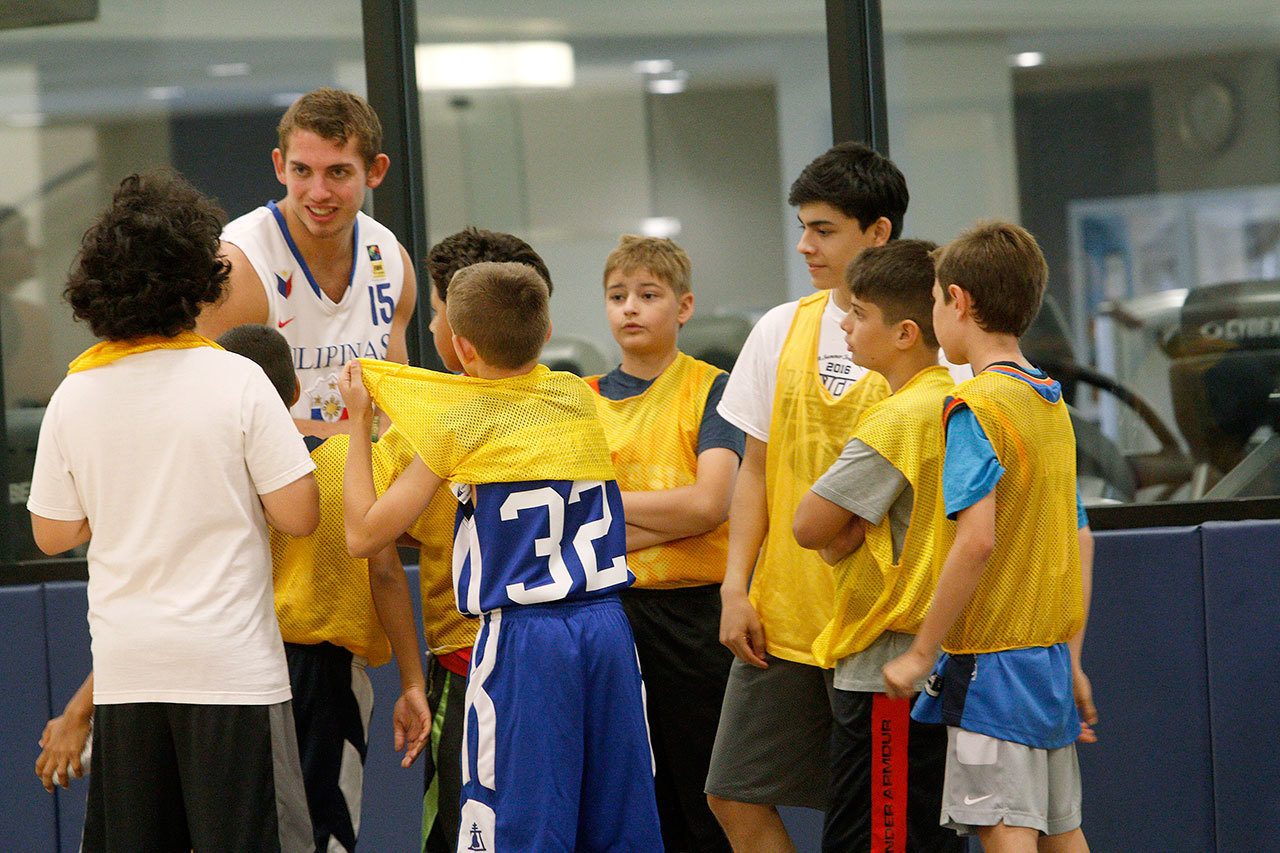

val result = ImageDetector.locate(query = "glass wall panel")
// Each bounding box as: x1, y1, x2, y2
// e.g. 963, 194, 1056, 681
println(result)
0, 1, 365, 565
415, 0, 832, 372
881, 1, 1280, 505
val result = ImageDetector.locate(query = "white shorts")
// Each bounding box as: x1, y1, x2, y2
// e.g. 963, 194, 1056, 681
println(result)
940, 728, 1082, 837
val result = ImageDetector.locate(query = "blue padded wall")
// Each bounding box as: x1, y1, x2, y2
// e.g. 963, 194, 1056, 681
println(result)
43, 581, 93, 852
1080, 526, 1215, 852
0, 585, 59, 850
1201, 520, 1280, 852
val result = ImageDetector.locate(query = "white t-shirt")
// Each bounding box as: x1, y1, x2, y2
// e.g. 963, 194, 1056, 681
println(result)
28, 347, 315, 705
718, 294, 861, 442
718, 291, 973, 441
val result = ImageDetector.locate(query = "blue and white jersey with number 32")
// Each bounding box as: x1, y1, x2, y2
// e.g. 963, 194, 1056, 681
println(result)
450, 478, 633, 615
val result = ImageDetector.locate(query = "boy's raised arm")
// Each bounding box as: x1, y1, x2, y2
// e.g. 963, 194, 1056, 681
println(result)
883, 491, 995, 697
338, 360, 444, 557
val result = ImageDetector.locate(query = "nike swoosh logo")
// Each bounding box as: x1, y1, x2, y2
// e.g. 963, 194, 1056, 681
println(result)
277, 317, 295, 328
963, 794, 994, 805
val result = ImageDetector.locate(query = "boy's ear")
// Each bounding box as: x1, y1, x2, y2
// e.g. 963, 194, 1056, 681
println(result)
869, 216, 893, 247
896, 319, 921, 349
452, 333, 478, 368
365, 153, 391, 189
290, 377, 301, 407
947, 283, 972, 318
677, 291, 695, 327
546, 321, 553, 343
271, 148, 287, 186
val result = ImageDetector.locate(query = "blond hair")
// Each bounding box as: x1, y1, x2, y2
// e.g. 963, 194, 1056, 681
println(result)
602, 235, 692, 296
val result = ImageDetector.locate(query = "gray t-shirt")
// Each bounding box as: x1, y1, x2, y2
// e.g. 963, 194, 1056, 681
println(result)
810, 437, 925, 693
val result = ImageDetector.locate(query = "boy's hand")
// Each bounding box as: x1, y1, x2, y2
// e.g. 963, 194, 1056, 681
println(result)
1073, 666, 1098, 744
35, 713, 91, 792
338, 360, 373, 422
882, 647, 936, 699
720, 588, 768, 669
391, 685, 432, 769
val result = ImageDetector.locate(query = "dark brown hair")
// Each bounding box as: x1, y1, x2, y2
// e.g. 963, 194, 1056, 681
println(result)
847, 239, 939, 348
788, 141, 909, 239
277, 87, 383, 168
426, 227, 552, 302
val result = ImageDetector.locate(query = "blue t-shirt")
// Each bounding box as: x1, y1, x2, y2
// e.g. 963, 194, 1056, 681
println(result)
596, 368, 745, 458
912, 362, 1084, 749
451, 479, 633, 616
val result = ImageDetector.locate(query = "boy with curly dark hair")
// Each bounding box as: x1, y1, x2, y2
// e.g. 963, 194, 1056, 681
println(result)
28, 171, 320, 851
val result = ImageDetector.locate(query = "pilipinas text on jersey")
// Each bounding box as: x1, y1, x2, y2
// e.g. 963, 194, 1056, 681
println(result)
451, 479, 633, 615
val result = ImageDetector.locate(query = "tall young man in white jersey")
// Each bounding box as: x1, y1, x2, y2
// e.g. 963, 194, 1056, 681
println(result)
198, 87, 418, 439
705, 142, 910, 851
196, 87, 419, 851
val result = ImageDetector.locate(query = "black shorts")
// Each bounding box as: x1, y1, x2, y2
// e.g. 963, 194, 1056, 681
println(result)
422, 655, 468, 853
824, 689, 961, 853
285, 641, 374, 852
83, 701, 311, 852
622, 584, 734, 853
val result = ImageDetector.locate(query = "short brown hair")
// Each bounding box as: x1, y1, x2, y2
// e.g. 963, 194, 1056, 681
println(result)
935, 221, 1047, 337
602, 235, 692, 296
427, 227, 553, 302
847, 239, 939, 348
277, 88, 383, 168
447, 262, 550, 368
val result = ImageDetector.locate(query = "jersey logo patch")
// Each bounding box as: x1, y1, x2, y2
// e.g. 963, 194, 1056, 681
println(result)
277, 317, 295, 328
276, 271, 293, 298
366, 244, 382, 262
304, 373, 348, 423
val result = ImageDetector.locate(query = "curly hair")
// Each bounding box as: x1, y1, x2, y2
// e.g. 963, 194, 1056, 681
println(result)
426, 227, 553, 302
65, 171, 230, 341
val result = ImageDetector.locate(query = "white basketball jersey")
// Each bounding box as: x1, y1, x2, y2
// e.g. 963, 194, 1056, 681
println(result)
222, 202, 406, 422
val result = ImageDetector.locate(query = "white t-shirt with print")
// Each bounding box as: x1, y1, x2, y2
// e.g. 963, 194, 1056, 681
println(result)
28, 347, 315, 705
718, 291, 972, 441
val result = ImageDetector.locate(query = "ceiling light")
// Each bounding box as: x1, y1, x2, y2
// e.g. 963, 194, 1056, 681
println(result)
1010, 51, 1044, 68
146, 86, 185, 100
632, 59, 674, 75
640, 217, 682, 239
417, 41, 574, 90
646, 70, 688, 95
207, 62, 251, 78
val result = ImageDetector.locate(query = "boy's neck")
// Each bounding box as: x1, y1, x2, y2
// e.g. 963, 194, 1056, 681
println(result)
619, 345, 679, 382
465, 358, 540, 380
827, 285, 852, 312
964, 334, 1031, 375
881, 348, 941, 393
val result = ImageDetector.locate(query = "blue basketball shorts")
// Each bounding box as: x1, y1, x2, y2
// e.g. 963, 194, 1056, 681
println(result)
457, 595, 662, 852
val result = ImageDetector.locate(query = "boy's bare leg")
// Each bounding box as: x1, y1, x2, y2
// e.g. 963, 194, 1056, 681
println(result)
706, 797, 796, 853
1039, 828, 1089, 853
977, 822, 1039, 853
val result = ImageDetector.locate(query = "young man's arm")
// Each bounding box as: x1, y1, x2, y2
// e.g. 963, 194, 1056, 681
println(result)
719, 435, 770, 669
384, 245, 418, 367
195, 241, 270, 338
620, 447, 739, 548
260, 475, 320, 537
793, 493, 866, 561
29, 515, 91, 555
1071, 524, 1098, 742
36, 671, 93, 792
367, 545, 431, 767
339, 359, 444, 557
883, 491, 995, 698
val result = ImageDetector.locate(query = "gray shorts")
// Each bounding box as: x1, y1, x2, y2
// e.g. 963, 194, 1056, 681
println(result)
940, 728, 1082, 837
704, 655, 834, 810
